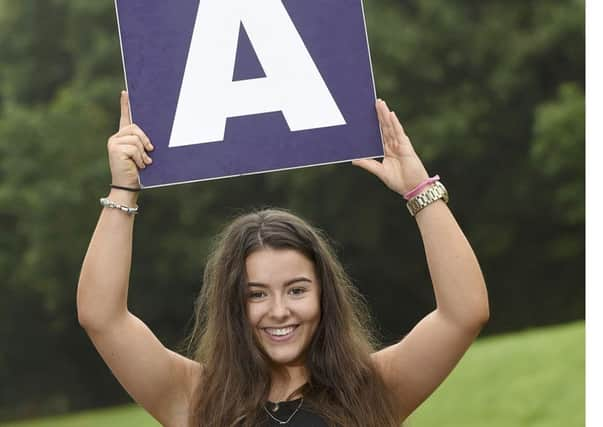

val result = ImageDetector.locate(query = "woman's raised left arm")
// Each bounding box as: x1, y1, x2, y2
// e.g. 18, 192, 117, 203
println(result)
354, 99, 489, 421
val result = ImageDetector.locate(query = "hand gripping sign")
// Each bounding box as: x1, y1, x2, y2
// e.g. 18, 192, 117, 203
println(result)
115, 0, 383, 188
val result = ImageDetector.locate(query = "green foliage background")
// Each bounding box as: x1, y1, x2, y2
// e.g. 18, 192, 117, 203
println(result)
0, 0, 584, 421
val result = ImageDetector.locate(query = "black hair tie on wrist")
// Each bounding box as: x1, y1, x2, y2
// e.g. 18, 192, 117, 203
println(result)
111, 184, 142, 192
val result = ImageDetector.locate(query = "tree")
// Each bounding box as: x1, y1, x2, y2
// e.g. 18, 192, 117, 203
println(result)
0, 0, 584, 419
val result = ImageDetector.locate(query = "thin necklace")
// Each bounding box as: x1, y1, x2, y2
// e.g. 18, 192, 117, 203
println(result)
263, 397, 304, 425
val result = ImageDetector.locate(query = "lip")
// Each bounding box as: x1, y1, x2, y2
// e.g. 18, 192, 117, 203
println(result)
262, 325, 299, 342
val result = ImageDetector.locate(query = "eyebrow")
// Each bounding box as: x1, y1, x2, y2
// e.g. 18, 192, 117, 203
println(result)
247, 277, 313, 288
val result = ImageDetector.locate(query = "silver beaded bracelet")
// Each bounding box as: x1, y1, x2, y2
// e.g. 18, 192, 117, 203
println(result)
99, 197, 139, 215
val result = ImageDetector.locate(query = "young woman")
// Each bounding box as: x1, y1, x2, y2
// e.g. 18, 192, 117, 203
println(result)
77, 92, 489, 426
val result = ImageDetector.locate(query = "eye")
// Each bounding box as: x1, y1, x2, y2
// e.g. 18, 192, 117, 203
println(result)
248, 290, 267, 300
289, 287, 307, 296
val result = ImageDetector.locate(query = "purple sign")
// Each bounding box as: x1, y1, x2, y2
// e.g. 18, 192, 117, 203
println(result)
115, 0, 382, 188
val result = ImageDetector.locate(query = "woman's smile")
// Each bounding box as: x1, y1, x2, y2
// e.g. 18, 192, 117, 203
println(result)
263, 325, 299, 341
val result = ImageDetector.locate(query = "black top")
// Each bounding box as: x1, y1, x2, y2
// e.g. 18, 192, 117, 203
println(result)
261, 397, 328, 426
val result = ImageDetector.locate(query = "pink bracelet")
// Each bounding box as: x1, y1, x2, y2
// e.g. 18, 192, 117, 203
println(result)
403, 175, 440, 200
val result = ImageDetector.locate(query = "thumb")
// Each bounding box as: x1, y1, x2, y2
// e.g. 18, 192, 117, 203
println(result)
119, 90, 132, 130
352, 158, 386, 182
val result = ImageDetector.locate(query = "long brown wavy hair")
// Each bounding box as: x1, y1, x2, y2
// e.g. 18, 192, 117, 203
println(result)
185, 208, 400, 426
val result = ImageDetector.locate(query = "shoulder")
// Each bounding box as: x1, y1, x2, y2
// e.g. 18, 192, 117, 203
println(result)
162, 354, 203, 427
369, 311, 486, 421
182, 356, 203, 409
185, 356, 204, 397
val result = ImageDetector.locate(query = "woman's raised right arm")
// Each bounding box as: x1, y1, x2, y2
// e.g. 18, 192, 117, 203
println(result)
77, 91, 200, 427
77, 89, 151, 330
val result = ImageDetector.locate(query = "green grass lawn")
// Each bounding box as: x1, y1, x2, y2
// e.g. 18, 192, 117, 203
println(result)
0, 406, 159, 427
407, 321, 584, 427
1, 321, 584, 427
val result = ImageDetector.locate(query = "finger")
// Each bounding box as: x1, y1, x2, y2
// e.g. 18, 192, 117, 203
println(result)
123, 145, 146, 169
389, 111, 405, 147
382, 102, 399, 144
391, 112, 409, 143
352, 158, 387, 182
390, 111, 406, 135
391, 112, 417, 154
117, 124, 154, 151
377, 100, 395, 146
375, 99, 388, 134
119, 91, 132, 130
113, 135, 153, 164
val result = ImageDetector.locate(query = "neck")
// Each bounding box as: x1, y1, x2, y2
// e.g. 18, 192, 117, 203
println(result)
268, 364, 308, 402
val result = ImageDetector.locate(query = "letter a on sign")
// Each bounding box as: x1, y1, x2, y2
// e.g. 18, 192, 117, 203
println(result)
171, 0, 346, 146
115, 0, 383, 187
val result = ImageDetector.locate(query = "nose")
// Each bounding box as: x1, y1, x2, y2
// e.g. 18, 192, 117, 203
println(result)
268, 295, 291, 320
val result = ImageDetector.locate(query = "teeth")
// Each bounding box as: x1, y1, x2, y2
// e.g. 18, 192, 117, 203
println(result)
266, 326, 295, 336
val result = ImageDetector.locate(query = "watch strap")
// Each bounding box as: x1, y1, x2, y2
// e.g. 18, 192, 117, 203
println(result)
406, 181, 449, 217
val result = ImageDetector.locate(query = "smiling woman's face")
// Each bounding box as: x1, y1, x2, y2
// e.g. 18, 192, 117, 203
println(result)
245, 247, 321, 368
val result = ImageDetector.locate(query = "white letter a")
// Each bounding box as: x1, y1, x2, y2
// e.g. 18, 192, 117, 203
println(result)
169, 0, 346, 147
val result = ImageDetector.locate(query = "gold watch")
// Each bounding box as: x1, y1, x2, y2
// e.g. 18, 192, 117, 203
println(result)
406, 181, 449, 217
